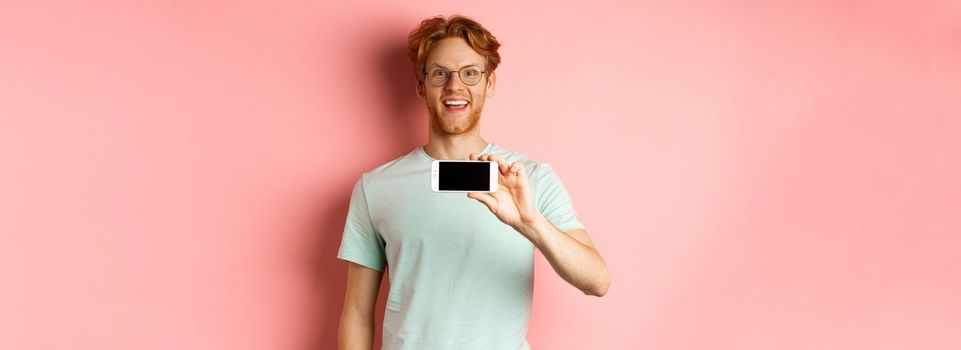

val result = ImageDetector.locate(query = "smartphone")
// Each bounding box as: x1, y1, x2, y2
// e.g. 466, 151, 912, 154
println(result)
431, 160, 499, 192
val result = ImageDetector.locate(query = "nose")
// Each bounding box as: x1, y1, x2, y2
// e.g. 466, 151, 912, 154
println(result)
444, 72, 467, 91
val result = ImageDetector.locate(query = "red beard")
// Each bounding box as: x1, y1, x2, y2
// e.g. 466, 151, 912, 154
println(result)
428, 100, 484, 135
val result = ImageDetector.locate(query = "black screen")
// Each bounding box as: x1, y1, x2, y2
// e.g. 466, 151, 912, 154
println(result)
439, 161, 491, 191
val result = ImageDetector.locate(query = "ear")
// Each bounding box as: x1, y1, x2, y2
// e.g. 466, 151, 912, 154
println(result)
485, 71, 496, 98
415, 79, 425, 97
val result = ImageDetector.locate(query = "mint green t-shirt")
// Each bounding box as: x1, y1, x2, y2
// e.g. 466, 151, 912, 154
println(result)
337, 143, 583, 350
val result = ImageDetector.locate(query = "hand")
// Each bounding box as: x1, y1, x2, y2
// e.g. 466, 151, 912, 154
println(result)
466, 153, 542, 230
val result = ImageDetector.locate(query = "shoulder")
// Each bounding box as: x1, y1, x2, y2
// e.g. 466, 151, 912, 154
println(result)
355, 147, 423, 188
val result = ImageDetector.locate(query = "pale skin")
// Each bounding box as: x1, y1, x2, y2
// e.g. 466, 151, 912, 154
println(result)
339, 37, 610, 349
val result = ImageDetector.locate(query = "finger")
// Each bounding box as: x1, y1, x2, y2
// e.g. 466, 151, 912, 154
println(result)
468, 152, 477, 160
484, 155, 510, 175
480, 154, 498, 170
467, 192, 497, 213
510, 161, 526, 177
516, 162, 530, 184
509, 162, 519, 175
487, 155, 510, 174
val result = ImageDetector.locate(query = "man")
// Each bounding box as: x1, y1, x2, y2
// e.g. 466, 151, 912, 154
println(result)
337, 15, 610, 350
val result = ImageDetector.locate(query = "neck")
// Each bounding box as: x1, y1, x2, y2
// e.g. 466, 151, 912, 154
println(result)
423, 129, 489, 160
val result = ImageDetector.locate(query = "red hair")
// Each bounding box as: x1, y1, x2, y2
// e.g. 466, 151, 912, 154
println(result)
407, 15, 501, 83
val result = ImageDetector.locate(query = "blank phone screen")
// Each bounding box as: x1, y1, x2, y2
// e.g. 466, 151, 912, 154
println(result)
439, 161, 491, 191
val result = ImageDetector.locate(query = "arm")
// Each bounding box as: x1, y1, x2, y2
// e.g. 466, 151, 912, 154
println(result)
466, 153, 611, 297
338, 261, 384, 350
516, 218, 610, 296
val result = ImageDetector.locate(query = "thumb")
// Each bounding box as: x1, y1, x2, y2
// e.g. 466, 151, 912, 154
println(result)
467, 192, 498, 213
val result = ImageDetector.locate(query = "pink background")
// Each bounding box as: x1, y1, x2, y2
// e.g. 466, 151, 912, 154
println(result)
2, 0, 960, 349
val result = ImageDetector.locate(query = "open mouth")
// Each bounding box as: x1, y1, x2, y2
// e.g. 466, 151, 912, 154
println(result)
443, 99, 470, 113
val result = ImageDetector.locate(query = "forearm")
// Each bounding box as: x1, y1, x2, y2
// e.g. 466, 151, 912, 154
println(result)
515, 214, 610, 296
338, 312, 375, 350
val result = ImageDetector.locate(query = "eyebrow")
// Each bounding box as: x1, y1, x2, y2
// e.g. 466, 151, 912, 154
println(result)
426, 63, 483, 70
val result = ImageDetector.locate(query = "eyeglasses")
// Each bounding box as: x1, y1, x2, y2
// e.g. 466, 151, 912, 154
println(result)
423, 65, 487, 87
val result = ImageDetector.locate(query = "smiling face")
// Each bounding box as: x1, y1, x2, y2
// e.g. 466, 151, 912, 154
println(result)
418, 38, 496, 136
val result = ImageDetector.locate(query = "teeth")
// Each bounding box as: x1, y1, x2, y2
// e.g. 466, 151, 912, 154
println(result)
444, 100, 468, 106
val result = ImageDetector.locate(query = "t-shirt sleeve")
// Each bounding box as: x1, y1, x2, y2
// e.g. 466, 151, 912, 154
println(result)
336, 176, 387, 272
532, 163, 584, 233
